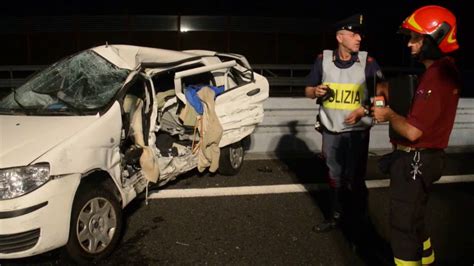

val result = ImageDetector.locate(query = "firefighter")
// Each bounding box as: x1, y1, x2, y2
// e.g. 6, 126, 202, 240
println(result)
373, 5, 461, 265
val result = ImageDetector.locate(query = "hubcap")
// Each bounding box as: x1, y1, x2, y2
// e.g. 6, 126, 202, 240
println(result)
76, 197, 117, 254
229, 145, 243, 169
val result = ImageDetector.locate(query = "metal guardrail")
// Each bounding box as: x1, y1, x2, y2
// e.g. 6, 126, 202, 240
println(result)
249, 97, 474, 154
251, 64, 427, 95
0, 79, 25, 88
0, 65, 45, 71
0, 64, 314, 90
0, 64, 444, 97
0, 65, 44, 89
252, 64, 311, 87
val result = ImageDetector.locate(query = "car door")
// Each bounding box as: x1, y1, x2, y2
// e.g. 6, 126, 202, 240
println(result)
214, 65, 269, 147
173, 60, 269, 147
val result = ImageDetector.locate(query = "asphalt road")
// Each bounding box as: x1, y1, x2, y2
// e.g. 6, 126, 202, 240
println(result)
1, 152, 474, 266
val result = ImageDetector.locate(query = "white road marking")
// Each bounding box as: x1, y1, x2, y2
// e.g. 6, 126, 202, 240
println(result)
148, 174, 474, 199
148, 184, 327, 199
435, 175, 474, 184
365, 179, 390, 189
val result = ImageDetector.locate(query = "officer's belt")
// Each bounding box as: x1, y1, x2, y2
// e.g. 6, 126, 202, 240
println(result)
395, 144, 443, 153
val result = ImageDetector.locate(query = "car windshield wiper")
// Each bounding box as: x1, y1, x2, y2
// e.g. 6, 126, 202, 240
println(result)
33, 109, 81, 116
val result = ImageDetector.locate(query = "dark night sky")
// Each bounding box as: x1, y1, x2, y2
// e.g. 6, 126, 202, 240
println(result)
2, 1, 467, 43
1, 0, 471, 69
3, 0, 468, 46
1, 0, 465, 19
1, 0, 472, 97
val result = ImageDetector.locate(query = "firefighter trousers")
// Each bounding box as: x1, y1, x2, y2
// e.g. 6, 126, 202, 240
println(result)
389, 149, 445, 265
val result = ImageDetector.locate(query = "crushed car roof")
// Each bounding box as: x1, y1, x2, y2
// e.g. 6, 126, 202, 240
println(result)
92, 45, 206, 70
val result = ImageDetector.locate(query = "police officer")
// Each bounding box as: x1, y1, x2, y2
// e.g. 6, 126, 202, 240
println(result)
373, 5, 460, 265
305, 14, 387, 234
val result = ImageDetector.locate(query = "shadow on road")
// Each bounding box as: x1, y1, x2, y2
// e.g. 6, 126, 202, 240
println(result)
274, 120, 393, 266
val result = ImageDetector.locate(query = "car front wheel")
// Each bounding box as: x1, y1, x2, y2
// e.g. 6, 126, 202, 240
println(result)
65, 181, 122, 264
218, 141, 244, 176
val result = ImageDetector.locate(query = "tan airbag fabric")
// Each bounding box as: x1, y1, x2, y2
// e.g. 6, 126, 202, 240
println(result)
196, 87, 223, 173
179, 103, 199, 127
130, 99, 160, 183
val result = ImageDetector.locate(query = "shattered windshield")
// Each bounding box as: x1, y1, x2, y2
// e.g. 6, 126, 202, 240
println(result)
0, 50, 130, 115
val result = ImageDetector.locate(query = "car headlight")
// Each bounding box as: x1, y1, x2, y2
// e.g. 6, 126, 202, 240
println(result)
0, 164, 50, 200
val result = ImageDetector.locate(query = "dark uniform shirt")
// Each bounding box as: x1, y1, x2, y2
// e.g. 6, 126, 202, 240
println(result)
306, 50, 384, 89
393, 57, 461, 149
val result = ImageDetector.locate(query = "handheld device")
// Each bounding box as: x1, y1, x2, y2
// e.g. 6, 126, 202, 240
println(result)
374, 96, 385, 107
316, 86, 335, 105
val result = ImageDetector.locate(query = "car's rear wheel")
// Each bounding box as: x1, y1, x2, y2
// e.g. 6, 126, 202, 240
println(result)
65, 181, 122, 264
219, 141, 244, 176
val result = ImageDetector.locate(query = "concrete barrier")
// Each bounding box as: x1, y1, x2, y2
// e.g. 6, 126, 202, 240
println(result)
246, 97, 474, 158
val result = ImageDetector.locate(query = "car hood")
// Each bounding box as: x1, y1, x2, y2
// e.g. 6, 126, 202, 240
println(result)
0, 115, 99, 168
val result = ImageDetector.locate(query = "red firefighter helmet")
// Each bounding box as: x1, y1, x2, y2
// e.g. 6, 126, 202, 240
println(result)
400, 5, 459, 53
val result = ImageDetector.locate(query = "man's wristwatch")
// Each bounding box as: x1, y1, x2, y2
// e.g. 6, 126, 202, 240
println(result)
362, 106, 370, 116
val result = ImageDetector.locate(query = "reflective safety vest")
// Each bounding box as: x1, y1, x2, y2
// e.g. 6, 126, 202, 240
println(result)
319, 50, 372, 132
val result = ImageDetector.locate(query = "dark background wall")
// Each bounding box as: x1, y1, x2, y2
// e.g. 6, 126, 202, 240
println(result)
0, 0, 470, 65
0, 0, 472, 97
0, 16, 332, 66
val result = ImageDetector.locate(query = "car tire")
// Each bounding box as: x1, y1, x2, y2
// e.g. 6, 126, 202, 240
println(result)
64, 181, 122, 264
218, 141, 244, 176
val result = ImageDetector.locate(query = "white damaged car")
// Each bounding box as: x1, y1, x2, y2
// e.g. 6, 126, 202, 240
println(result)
0, 45, 269, 262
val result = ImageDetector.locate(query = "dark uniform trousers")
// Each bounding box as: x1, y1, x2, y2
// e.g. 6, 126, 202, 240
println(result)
321, 129, 370, 237
389, 149, 445, 265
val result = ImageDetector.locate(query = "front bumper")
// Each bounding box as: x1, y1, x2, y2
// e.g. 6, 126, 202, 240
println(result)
0, 174, 80, 259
